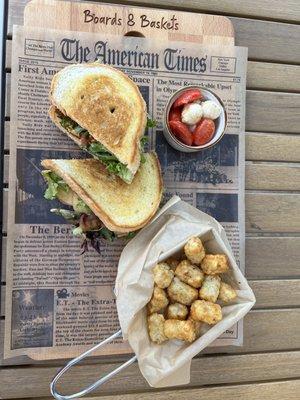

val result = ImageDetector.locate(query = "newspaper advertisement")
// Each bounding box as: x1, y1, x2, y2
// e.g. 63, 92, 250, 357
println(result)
4, 25, 247, 360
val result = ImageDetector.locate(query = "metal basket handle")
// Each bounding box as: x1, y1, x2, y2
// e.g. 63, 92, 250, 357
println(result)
50, 329, 137, 400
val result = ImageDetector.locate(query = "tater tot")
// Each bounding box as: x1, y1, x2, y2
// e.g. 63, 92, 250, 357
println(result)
148, 286, 169, 314
167, 277, 198, 306
201, 254, 229, 275
199, 275, 221, 303
165, 257, 180, 271
188, 316, 202, 338
148, 313, 167, 344
190, 300, 222, 324
175, 259, 204, 288
219, 282, 237, 302
153, 262, 174, 289
184, 236, 205, 264
167, 302, 188, 320
164, 319, 196, 342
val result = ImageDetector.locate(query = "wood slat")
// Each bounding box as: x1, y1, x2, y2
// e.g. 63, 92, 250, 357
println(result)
246, 133, 300, 162
78, 380, 300, 400
5, 73, 300, 133
247, 62, 300, 92
2, 191, 300, 233
0, 289, 4, 316
103, 0, 300, 23
22, 380, 300, 400
231, 17, 300, 63
1, 238, 7, 282
5, 39, 11, 70
3, 155, 300, 190
2, 236, 299, 283
4, 121, 9, 150
245, 162, 300, 191
246, 193, 300, 233
2, 189, 8, 231
1, 308, 300, 366
2, 278, 300, 317
249, 280, 300, 308
245, 237, 300, 279
5, 73, 10, 117
0, 348, 300, 398
246, 90, 300, 134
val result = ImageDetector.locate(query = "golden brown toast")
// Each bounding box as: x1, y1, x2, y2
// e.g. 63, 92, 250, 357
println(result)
41, 153, 162, 233
49, 63, 147, 176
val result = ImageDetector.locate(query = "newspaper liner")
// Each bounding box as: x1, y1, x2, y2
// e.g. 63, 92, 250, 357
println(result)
116, 196, 255, 387
5, 25, 248, 360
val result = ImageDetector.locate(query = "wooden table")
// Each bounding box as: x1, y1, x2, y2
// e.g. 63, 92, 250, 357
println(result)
1, 0, 300, 399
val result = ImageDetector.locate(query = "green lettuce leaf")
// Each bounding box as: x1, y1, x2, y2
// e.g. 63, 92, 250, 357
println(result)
60, 115, 77, 131
42, 170, 69, 200
104, 161, 133, 183
73, 198, 92, 215
58, 115, 154, 183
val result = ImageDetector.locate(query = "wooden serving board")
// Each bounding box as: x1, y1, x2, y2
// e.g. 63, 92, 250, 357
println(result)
24, 0, 235, 46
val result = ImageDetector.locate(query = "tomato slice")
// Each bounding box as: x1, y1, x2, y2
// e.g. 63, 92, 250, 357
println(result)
168, 106, 182, 122
173, 89, 203, 108
169, 120, 193, 146
193, 118, 215, 146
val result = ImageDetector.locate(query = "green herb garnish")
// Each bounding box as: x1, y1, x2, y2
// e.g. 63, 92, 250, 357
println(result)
125, 231, 136, 240
99, 227, 116, 241
146, 117, 156, 128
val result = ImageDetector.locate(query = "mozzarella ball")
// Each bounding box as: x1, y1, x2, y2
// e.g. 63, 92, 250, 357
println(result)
202, 100, 222, 120
153, 262, 174, 289
148, 313, 167, 344
181, 102, 203, 125
167, 277, 198, 306
164, 319, 196, 342
190, 300, 222, 325
199, 275, 221, 303
175, 260, 204, 288
218, 282, 237, 302
148, 286, 169, 314
184, 236, 205, 265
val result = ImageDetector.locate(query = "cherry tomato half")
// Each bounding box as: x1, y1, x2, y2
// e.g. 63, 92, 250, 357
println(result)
168, 106, 182, 122
169, 120, 193, 146
173, 89, 203, 108
193, 118, 215, 146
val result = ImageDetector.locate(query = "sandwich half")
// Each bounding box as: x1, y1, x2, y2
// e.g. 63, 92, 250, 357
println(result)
49, 63, 148, 184
41, 153, 162, 252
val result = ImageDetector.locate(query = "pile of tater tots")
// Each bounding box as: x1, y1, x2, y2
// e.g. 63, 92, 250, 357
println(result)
147, 236, 237, 344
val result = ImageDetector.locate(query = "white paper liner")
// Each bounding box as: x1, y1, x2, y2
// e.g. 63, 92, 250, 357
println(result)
115, 196, 255, 387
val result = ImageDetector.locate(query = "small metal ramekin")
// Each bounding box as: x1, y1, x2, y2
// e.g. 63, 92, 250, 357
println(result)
163, 86, 227, 152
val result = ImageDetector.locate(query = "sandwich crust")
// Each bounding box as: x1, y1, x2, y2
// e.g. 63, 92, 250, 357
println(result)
49, 63, 147, 175
41, 153, 162, 233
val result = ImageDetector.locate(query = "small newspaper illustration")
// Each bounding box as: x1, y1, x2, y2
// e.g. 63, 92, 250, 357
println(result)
4, 25, 247, 360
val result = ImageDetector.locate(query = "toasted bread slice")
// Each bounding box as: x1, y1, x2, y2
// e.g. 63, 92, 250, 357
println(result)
49, 63, 147, 176
41, 153, 162, 233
